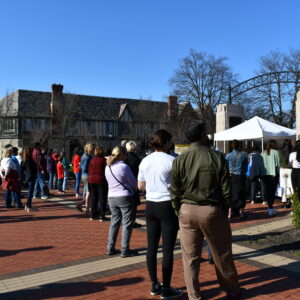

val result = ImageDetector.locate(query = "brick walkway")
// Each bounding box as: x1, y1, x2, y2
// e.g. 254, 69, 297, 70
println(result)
1, 183, 300, 300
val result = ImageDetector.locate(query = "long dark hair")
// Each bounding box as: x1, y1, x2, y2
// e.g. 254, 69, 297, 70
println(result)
266, 140, 277, 155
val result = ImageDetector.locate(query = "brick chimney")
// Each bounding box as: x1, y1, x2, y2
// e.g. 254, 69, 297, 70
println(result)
167, 95, 178, 119
50, 83, 63, 114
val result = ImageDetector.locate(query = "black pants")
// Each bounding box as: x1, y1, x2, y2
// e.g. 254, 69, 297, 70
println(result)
291, 168, 300, 201
146, 200, 179, 287
89, 183, 108, 218
230, 174, 246, 215
261, 175, 278, 209
249, 176, 260, 202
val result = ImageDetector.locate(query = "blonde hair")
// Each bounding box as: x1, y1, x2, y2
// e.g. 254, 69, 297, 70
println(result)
107, 146, 126, 166
84, 143, 95, 155
94, 146, 104, 157
126, 140, 136, 152
2, 148, 12, 158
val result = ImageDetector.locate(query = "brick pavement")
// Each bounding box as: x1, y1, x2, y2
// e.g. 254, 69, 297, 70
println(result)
1, 183, 300, 299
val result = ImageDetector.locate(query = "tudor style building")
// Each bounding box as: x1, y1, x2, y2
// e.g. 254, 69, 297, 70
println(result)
0, 84, 199, 156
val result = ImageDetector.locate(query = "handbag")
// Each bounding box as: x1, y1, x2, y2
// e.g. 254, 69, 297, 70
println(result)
108, 166, 141, 206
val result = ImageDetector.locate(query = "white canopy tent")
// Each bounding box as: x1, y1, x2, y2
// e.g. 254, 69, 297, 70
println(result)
214, 116, 296, 141
214, 116, 296, 150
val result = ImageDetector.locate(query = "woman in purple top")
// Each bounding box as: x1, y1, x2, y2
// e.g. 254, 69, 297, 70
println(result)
105, 146, 138, 258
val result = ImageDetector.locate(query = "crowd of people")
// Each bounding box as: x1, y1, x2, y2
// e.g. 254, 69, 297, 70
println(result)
0, 143, 72, 211
225, 138, 299, 219
4, 124, 300, 300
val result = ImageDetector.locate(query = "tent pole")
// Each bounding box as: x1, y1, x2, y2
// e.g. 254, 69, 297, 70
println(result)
261, 138, 264, 151
224, 141, 225, 153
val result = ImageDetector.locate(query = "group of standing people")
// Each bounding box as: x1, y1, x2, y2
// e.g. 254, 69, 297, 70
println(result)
1, 124, 247, 300
1, 143, 69, 211
101, 125, 242, 300
226, 138, 300, 219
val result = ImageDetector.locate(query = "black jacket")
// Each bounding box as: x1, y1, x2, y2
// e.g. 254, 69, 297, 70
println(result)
22, 158, 38, 182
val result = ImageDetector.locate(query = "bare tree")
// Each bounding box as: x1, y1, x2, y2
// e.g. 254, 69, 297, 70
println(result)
169, 49, 238, 133
243, 49, 300, 127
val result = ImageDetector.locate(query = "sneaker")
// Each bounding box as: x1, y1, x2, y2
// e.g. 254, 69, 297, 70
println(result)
239, 211, 247, 219
250, 200, 255, 204
90, 217, 98, 221
160, 287, 183, 299
133, 222, 142, 228
120, 249, 138, 258
41, 195, 48, 200
262, 201, 267, 205
208, 253, 214, 265
99, 217, 108, 222
268, 208, 278, 216
26, 207, 37, 212
151, 282, 162, 296
107, 248, 118, 255
75, 194, 80, 198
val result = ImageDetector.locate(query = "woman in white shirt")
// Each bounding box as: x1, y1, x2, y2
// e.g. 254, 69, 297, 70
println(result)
138, 129, 182, 299
289, 141, 300, 201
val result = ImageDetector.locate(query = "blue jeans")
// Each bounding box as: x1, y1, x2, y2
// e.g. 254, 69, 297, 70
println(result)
5, 190, 22, 207
58, 178, 63, 192
74, 172, 81, 195
49, 172, 55, 189
62, 170, 69, 191
26, 178, 36, 207
82, 174, 89, 198
34, 172, 46, 197
107, 196, 135, 252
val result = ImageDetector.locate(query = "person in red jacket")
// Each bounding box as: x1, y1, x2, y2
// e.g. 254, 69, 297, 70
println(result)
57, 157, 64, 194
88, 146, 108, 221
72, 148, 81, 197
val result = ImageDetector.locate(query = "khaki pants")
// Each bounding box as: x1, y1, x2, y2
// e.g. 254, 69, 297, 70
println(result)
179, 203, 239, 300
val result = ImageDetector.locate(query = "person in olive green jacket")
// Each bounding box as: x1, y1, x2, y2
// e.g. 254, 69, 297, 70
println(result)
261, 140, 280, 216
170, 122, 242, 300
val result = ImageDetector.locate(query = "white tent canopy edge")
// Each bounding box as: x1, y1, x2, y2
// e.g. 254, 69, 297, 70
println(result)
214, 116, 296, 142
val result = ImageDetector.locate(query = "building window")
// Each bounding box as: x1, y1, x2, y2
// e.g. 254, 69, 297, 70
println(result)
103, 122, 115, 137
2, 118, 15, 134
118, 122, 130, 136
22, 118, 49, 134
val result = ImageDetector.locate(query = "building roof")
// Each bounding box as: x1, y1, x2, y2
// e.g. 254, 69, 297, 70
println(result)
1, 89, 169, 121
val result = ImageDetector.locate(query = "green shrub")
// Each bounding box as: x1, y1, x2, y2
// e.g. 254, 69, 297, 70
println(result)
291, 193, 300, 229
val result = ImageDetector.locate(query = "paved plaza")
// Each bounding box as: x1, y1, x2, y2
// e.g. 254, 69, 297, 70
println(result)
1, 182, 300, 300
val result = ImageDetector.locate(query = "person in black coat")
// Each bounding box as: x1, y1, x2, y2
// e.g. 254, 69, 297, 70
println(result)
22, 147, 38, 212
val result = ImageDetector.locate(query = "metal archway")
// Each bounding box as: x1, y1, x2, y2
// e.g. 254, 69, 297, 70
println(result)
229, 71, 300, 103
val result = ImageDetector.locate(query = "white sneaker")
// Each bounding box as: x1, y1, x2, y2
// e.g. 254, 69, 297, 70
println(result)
75, 194, 80, 198
268, 208, 278, 216
262, 201, 267, 205
251, 200, 255, 204
41, 195, 48, 200
26, 207, 37, 212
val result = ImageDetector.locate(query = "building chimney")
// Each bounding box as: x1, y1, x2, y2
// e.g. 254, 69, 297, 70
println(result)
50, 83, 63, 114
168, 95, 178, 119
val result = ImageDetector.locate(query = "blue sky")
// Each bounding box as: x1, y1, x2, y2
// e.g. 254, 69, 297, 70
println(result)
0, 0, 299, 100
